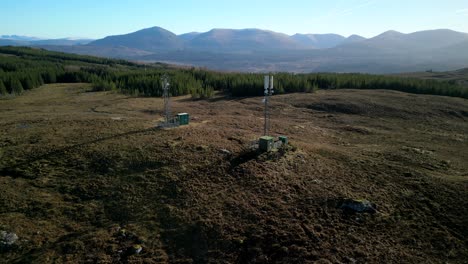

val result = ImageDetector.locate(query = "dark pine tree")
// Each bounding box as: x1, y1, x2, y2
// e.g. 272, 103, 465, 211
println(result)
0, 80, 7, 95
10, 78, 24, 95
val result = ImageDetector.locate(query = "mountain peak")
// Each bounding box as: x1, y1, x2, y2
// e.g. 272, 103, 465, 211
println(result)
347, 34, 364, 39
346, 34, 366, 42
188, 28, 302, 51
89, 26, 183, 51
377, 30, 404, 38
134, 26, 173, 34
291, 33, 346, 49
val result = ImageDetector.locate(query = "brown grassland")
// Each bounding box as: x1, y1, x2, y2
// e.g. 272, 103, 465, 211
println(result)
1, 83, 467, 263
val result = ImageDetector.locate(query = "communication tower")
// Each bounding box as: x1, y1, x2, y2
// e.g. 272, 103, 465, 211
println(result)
264, 75, 274, 136
162, 74, 171, 125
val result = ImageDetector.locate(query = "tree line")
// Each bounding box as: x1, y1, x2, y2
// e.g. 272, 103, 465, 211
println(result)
1, 46, 467, 99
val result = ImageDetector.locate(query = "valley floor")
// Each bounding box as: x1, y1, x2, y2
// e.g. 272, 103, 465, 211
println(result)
1, 84, 467, 263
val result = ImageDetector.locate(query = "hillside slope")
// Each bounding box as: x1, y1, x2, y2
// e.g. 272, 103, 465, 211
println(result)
290, 33, 346, 49
396, 68, 468, 87
1, 84, 467, 263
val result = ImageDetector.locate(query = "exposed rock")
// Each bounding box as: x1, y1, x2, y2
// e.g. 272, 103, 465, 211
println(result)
340, 199, 377, 213
132, 244, 143, 254
0, 231, 18, 250
219, 149, 232, 155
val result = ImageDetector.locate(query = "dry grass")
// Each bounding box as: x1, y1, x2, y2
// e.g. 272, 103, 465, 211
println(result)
0, 84, 467, 263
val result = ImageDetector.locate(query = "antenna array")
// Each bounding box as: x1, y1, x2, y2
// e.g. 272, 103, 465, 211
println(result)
263, 75, 274, 136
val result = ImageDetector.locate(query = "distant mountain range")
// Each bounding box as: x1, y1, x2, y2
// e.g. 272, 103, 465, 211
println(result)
2, 27, 468, 73
291, 33, 364, 49
0, 35, 94, 46
1, 35, 43, 41
89, 27, 363, 52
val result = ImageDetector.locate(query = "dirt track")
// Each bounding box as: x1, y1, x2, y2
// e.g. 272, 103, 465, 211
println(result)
1, 84, 467, 263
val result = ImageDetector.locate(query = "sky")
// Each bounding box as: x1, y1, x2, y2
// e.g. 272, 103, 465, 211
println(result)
1, 0, 468, 39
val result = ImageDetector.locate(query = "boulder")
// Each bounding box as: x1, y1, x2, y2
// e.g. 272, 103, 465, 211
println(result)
340, 199, 377, 213
0, 231, 18, 250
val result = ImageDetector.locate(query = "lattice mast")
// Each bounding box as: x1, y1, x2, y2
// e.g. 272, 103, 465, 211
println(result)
162, 75, 171, 124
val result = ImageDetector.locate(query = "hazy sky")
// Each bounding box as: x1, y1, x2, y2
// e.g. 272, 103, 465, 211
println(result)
2, 0, 468, 39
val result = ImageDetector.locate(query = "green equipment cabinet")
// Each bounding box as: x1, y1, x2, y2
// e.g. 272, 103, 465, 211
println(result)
177, 113, 190, 126
259, 136, 274, 152
278, 136, 288, 145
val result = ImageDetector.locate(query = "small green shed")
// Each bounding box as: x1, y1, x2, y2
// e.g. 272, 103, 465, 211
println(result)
178, 113, 190, 125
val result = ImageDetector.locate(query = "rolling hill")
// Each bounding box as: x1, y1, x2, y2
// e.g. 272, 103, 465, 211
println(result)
396, 67, 468, 87
178, 32, 202, 42
1, 83, 467, 263
186, 28, 306, 51
343, 34, 366, 43
291, 33, 347, 49
89, 26, 184, 51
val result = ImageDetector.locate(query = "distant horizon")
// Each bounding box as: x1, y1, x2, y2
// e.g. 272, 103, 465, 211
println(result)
2, 26, 468, 41
1, 0, 467, 39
